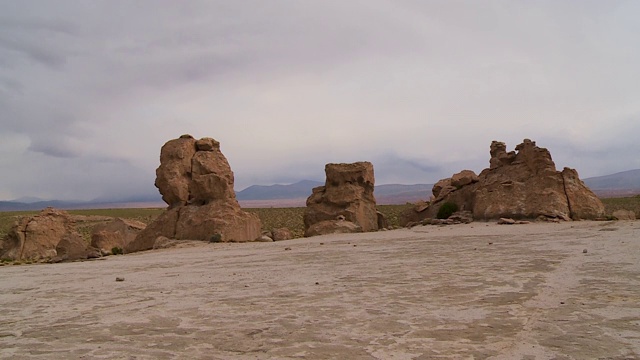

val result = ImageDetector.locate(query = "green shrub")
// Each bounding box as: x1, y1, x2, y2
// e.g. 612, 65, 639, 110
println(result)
111, 247, 124, 255
437, 202, 458, 219
209, 233, 223, 243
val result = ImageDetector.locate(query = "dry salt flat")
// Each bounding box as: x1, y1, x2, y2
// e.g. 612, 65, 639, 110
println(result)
1, 221, 639, 359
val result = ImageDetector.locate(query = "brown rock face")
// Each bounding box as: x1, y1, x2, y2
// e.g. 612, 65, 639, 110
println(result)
0, 208, 93, 261
401, 139, 604, 224
127, 135, 261, 253
303, 162, 379, 237
91, 218, 147, 254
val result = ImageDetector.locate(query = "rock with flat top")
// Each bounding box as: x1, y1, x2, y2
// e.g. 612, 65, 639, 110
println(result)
303, 162, 380, 237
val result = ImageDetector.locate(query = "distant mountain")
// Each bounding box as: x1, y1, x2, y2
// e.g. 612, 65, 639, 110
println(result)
235, 180, 432, 206
236, 180, 324, 200
375, 184, 433, 205
583, 169, 640, 198
583, 169, 640, 189
3, 169, 639, 212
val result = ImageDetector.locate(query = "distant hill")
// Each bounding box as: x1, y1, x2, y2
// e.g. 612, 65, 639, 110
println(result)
3, 169, 639, 211
583, 169, 640, 197
236, 180, 323, 200
583, 169, 640, 189
235, 180, 432, 206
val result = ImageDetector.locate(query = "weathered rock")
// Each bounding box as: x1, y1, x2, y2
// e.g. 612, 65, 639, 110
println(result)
377, 211, 389, 229
432, 178, 454, 199
257, 235, 274, 242
304, 162, 379, 237
53, 233, 91, 262
451, 170, 479, 189
498, 218, 516, 225
560, 167, 605, 219
90, 218, 146, 254
400, 139, 605, 225
127, 135, 261, 253
448, 211, 473, 224
154, 135, 197, 208
0, 208, 93, 261
612, 209, 636, 220
272, 228, 293, 241
152, 236, 179, 249
305, 220, 362, 237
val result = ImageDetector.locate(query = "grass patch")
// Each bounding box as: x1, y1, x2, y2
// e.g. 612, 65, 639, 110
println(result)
601, 196, 640, 218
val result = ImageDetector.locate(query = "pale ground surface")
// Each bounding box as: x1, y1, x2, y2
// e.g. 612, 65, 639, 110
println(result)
1, 221, 639, 360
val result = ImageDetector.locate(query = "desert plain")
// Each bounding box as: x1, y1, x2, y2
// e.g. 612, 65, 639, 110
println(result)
1, 220, 639, 359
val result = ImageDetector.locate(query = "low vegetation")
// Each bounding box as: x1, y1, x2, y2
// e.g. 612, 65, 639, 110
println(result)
0, 197, 637, 243
601, 195, 640, 218
437, 202, 458, 219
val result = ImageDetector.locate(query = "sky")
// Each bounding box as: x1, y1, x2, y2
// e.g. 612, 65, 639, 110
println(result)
1, 1, 639, 202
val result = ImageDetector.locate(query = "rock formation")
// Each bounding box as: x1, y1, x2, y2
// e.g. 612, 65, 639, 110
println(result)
91, 218, 147, 255
304, 161, 382, 236
0, 208, 97, 262
401, 139, 604, 224
126, 135, 261, 252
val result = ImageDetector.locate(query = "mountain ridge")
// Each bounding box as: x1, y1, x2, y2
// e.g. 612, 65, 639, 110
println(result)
2, 170, 639, 211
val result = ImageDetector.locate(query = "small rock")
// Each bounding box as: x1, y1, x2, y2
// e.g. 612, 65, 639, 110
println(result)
583, 249, 588, 254
115, 277, 125, 282
256, 235, 273, 242
284, 247, 292, 251
498, 218, 516, 225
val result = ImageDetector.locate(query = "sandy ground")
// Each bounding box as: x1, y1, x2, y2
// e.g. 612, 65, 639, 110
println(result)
1, 221, 639, 360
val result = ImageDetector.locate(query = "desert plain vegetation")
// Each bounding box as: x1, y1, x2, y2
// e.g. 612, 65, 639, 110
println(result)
0, 198, 637, 246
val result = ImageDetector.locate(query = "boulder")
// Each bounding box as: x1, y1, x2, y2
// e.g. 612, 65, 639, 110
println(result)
127, 135, 261, 253
305, 219, 362, 237
612, 209, 636, 220
400, 139, 605, 225
0, 208, 94, 261
90, 218, 146, 254
450, 170, 479, 188
53, 233, 94, 262
303, 162, 379, 237
272, 228, 293, 241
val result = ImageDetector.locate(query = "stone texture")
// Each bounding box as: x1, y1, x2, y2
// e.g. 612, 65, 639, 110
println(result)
127, 135, 261, 253
303, 162, 379, 237
0, 208, 94, 261
450, 170, 479, 189
91, 218, 146, 254
612, 209, 636, 220
400, 139, 605, 225
305, 220, 362, 237
272, 228, 293, 241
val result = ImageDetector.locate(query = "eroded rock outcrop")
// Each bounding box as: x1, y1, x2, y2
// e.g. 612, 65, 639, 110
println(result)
91, 218, 147, 255
126, 135, 261, 252
304, 162, 381, 236
0, 208, 96, 261
401, 139, 604, 224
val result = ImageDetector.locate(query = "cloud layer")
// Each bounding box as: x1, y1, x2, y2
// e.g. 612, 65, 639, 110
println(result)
1, 1, 639, 200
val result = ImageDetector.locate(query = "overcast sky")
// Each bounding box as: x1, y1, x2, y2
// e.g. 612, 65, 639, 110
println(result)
1, 1, 639, 201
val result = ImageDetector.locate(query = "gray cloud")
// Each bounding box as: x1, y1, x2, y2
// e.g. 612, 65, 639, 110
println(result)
0, 1, 639, 201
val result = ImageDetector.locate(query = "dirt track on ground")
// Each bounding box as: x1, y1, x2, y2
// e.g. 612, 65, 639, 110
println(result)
1, 221, 639, 359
